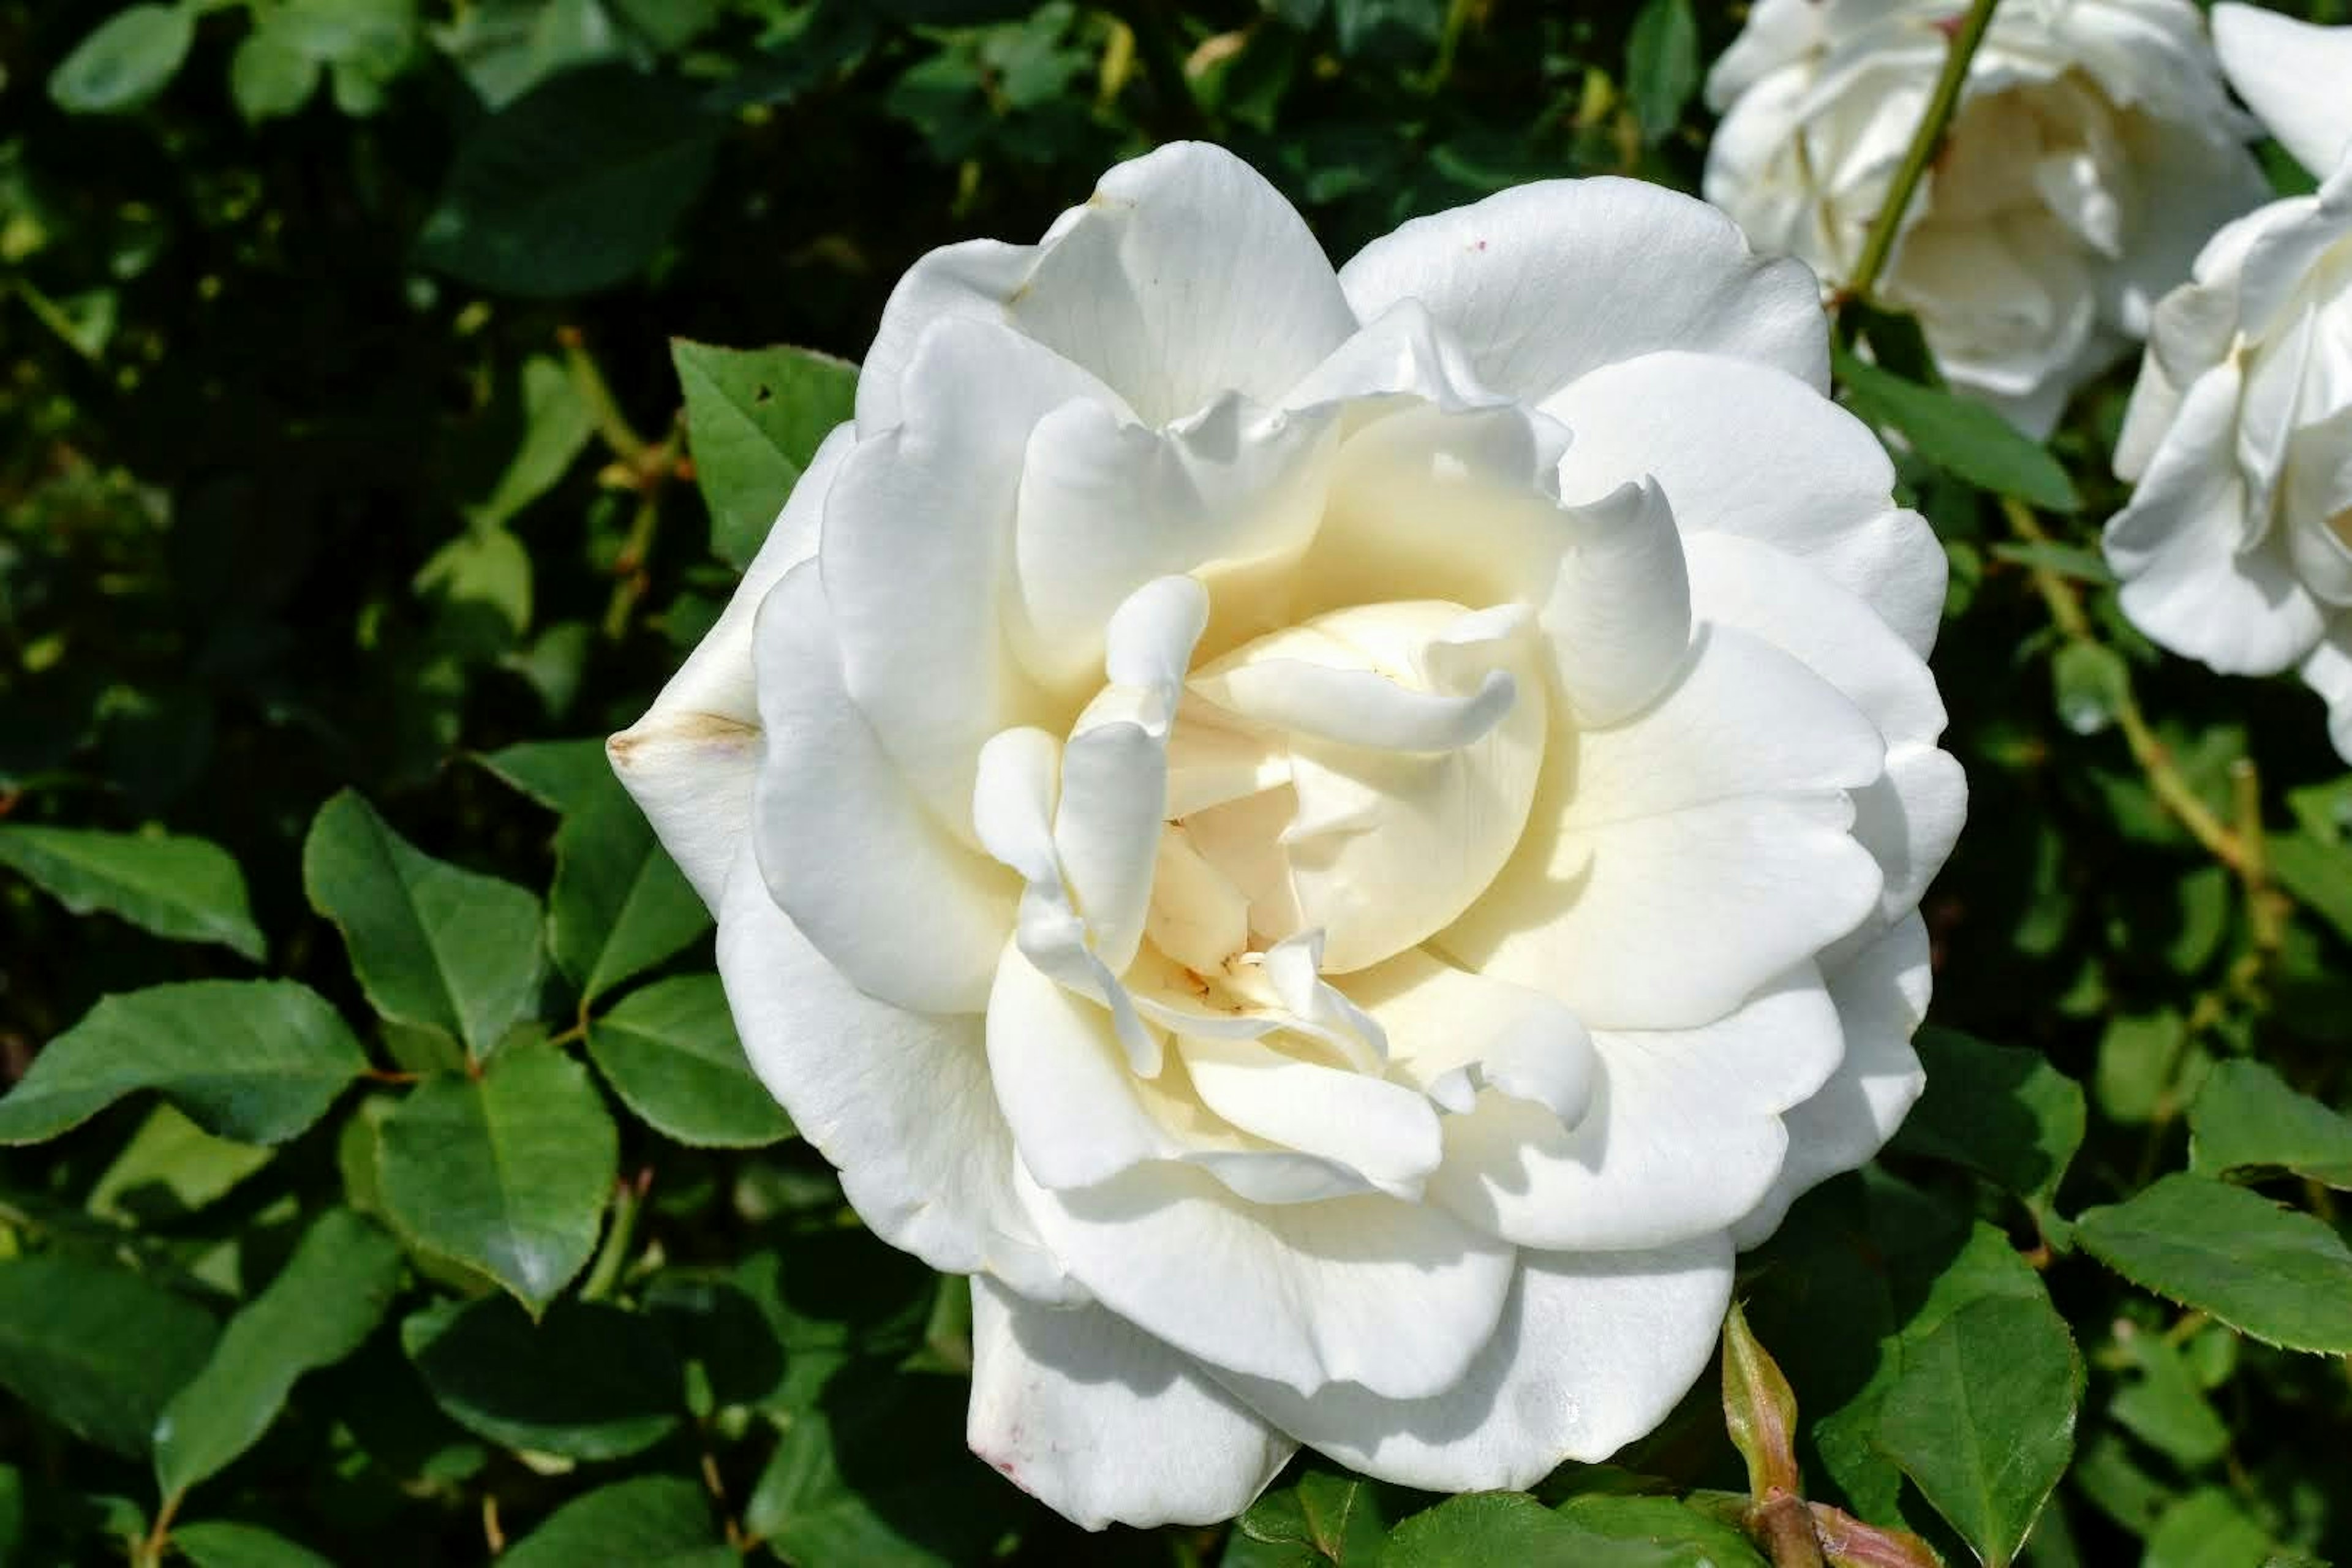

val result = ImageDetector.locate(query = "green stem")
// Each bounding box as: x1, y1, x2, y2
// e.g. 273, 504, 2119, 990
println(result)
1843, 0, 2000, 305
133, 1491, 181, 1568
2003, 499, 2245, 871
558, 327, 650, 467
1419, 0, 1477, 94
579, 1170, 647, 1302
601, 490, 664, 643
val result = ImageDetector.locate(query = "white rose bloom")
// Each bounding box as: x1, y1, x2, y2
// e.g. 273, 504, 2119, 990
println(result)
1705, 0, 2266, 435
611, 144, 1966, 1529
2104, 4, 2352, 762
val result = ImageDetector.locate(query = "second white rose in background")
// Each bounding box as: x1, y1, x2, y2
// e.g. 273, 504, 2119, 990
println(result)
1705, 0, 2266, 435
2103, 4, 2352, 763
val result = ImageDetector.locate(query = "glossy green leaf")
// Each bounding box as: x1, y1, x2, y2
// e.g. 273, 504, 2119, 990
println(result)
0, 981, 367, 1145
548, 769, 708, 1002
1891, 1027, 2085, 1210
155, 1209, 404, 1499
303, 790, 545, 1061
0, 824, 264, 959
502, 1475, 733, 1568
588, 974, 790, 1147
1550, 1496, 1766, 1565
1229, 1462, 1404, 1566
2075, 1174, 2352, 1352
1381, 1492, 1705, 1567
48, 4, 195, 113
2188, 1060, 2352, 1189
401, 1295, 682, 1461
478, 739, 709, 1001
672, 337, 857, 569
1624, 0, 1697, 143
173, 1520, 338, 1568
1833, 349, 2081, 511
0, 1254, 217, 1458
1874, 1292, 2080, 1566
375, 1047, 616, 1314
415, 67, 723, 298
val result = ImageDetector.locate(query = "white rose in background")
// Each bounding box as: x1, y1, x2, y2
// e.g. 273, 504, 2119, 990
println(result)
2104, 4, 2352, 763
611, 144, 1966, 1529
1705, 0, 2266, 435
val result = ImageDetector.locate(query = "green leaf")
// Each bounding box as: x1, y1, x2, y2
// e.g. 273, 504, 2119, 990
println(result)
173, 1520, 338, 1568
2267, 831, 2352, 945
414, 522, 533, 643
478, 737, 612, 814
154, 1209, 404, 1500
229, 21, 322, 123
1890, 1027, 2085, 1211
0, 824, 265, 959
1874, 1294, 2081, 1566
274, 0, 416, 86
375, 1047, 617, 1314
1833, 348, 2081, 511
642, 1272, 788, 1411
2142, 1488, 2278, 1568
87, 1104, 276, 1226
0, 981, 368, 1145
1382, 1493, 1697, 1567
744, 1365, 1025, 1567
588, 974, 790, 1147
2188, 1059, 2352, 1189
549, 770, 709, 1003
1231, 1462, 1404, 1565
303, 790, 546, 1062
672, 338, 857, 570
2109, 1329, 2230, 1470
1550, 1496, 1767, 1566
1624, 0, 1697, 143
401, 1295, 683, 1461
467, 355, 596, 529
48, 4, 195, 113
479, 739, 709, 1001
502, 1475, 734, 1568
2074, 1173, 2352, 1352
415, 66, 723, 298
0, 1253, 217, 1458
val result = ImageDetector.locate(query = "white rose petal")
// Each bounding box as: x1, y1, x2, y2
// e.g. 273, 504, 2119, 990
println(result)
2105, 12, 2352, 759
617, 143, 1966, 1529
1705, 0, 2267, 434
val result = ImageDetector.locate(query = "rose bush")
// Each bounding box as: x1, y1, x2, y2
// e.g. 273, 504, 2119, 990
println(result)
609, 143, 1964, 1529
2103, 3, 2352, 762
1704, 0, 2266, 435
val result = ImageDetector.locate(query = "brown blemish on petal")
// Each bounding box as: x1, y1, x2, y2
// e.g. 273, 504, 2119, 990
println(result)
606, 714, 760, 768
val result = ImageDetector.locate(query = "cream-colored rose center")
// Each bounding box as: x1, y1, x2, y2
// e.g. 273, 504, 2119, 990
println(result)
1136, 599, 1547, 979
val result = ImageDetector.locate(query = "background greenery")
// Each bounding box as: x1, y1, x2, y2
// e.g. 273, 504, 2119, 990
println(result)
5, 1, 2352, 1563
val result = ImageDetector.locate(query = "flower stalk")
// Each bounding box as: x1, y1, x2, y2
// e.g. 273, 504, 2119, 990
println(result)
1842, 0, 2001, 306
